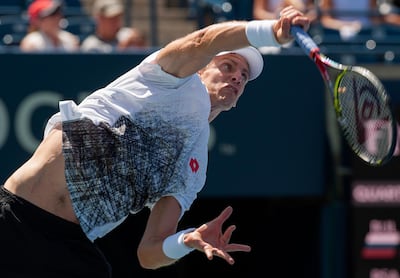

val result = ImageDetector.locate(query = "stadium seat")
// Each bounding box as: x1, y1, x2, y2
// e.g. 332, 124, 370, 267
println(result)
0, 0, 25, 16
0, 14, 28, 46
63, 0, 88, 17
60, 16, 95, 41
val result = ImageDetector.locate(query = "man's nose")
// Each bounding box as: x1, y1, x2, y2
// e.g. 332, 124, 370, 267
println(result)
231, 70, 244, 84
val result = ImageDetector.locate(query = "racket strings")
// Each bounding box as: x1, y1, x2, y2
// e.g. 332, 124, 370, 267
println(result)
336, 71, 396, 165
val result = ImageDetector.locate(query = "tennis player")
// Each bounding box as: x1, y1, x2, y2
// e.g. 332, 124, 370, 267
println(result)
0, 6, 309, 277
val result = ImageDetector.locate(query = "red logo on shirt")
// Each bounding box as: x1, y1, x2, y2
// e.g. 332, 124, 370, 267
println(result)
189, 158, 199, 173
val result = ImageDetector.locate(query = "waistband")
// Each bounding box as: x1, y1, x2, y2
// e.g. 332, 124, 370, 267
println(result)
0, 186, 87, 240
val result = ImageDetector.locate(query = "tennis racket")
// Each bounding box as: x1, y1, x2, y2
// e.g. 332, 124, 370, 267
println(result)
291, 26, 397, 166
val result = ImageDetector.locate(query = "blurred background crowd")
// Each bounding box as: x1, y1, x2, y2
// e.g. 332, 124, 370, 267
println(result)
1, 0, 400, 62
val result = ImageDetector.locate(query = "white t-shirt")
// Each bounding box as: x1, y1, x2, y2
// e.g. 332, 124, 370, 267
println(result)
20, 30, 79, 52
80, 27, 134, 52
45, 51, 210, 241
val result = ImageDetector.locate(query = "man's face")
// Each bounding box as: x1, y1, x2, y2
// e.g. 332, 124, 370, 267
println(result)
97, 13, 123, 41
38, 8, 63, 32
199, 53, 250, 112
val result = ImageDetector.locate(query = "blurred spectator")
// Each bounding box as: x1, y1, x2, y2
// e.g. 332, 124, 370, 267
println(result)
81, 0, 147, 52
253, 0, 285, 20
252, 0, 317, 23
380, 0, 400, 26
319, 0, 382, 40
20, 0, 80, 52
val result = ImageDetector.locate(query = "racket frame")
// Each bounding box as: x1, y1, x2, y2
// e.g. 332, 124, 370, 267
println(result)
290, 26, 397, 166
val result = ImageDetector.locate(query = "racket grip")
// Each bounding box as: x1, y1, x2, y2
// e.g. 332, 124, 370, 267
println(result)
290, 26, 319, 56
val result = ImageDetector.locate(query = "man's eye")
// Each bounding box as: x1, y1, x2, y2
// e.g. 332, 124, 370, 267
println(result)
243, 73, 249, 82
221, 63, 231, 71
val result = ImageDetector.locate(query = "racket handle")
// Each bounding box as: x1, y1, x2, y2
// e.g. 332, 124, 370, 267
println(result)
290, 26, 319, 56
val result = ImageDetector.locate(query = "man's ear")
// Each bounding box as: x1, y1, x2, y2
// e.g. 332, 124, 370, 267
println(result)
197, 68, 205, 76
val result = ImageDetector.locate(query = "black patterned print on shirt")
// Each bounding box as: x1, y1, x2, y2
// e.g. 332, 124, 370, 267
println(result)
62, 115, 186, 235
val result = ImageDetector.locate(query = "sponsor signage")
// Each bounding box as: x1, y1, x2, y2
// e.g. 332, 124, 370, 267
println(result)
351, 181, 400, 278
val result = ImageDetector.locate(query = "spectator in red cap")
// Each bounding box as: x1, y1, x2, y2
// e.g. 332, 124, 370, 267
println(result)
20, 0, 80, 52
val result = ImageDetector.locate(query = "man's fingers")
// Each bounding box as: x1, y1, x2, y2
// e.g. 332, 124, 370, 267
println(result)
216, 206, 233, 223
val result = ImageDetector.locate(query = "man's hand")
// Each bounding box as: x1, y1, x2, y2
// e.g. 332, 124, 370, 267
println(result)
273, 5, 311, 44
183, 206, 251, 265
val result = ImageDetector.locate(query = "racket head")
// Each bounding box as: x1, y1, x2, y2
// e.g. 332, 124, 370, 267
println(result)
291, 25, 397, 166
331, 65, 397, 166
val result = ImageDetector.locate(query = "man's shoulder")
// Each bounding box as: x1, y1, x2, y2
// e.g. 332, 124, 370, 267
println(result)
81, 34, 100, 45
20, 31, 45, 49
81, 35, 108, 51
22, 31, 43, 41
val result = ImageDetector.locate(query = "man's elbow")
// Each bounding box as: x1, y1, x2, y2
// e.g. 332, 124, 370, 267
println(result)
137, 246, 171, 270
137, 249, 157, 269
